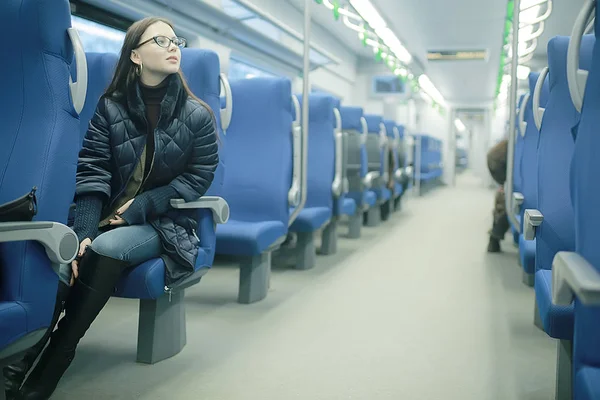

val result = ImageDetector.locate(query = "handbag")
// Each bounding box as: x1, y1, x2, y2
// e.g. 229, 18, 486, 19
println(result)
0, 186, 38, 223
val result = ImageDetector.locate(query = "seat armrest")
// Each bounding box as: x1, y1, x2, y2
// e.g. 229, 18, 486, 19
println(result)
523, 209, 543, 240
363, 171, 380, 189
513, 192, 524, 217
0, 222, 78, 264
170, 196, 230, 224
552, 251, 600, 306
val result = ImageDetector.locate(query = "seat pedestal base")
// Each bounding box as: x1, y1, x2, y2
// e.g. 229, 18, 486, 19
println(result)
239, 253, 271, 304
364, 206, 381, 227
522, 271, 534, 287
294, 232, 316, 270
555, 339, 572, 400
320, 218, 338, 255
347, 212, 362, 239
137, 291, 186, 364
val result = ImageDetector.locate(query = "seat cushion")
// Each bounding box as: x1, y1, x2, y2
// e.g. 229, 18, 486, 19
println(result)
419, 170, 439, 182
534, 269, 574, 340
394, 182, 403, 197
374, 187, 391, 202
365, 191, 377, 207
576, 367, 600, 400
519, 234, 536, 274
290, 207, 332, 233
114, 248, 209, 300
341, 198, 357, 216
0, 302, 27, 350
216, 220, 287, 256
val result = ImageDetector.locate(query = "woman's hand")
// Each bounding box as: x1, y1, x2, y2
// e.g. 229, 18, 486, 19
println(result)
71, 238, 92, 286
109, 198, 135, 226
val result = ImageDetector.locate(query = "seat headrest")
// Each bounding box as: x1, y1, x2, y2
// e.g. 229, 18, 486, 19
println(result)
547, 35, 595, 91
383, 120, 396, 138
180, 49, 220, 98
364, 115, 383, 134
295, 93, 336, 125
340, 106, 364, 131
231, 77, 292, 117
79, 52, 118, 140
528, 71, 550, 108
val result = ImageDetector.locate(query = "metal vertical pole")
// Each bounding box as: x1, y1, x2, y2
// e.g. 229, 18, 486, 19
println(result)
505, 0, 521, 232
297, 0, 311, 216
446, 109, 457, 187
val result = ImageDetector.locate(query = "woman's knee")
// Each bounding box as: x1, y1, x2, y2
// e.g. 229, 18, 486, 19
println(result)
90, 234, 127, 261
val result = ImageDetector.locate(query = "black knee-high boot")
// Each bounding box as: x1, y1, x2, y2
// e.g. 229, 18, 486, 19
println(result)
19, 249, 129, 400
3, 279, 70, 399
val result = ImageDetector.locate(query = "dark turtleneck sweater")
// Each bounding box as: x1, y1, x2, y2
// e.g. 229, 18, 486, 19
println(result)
72, 78, 180, 242
139, 78, 168, 178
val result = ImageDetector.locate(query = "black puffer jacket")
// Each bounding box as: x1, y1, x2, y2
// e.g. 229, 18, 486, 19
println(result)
75, 73, 218, 286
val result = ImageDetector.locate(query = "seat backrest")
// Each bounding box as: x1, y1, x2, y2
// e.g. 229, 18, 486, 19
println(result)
519, 71, 550, 222
384, 120, 398, 171
0, 0, 80, 347
331, 97, 348, 215
397, 125, 407, 168
79, 53, 118, 143
414, 134, 433, 173
364, 115, 384, 175
569, 5, 600, 378
221, 77, 293, 224
535, 35, 595, 272
296, 93, 335, 210
341, 106, 368, 194
513, 92, 529, 194
181, 49, 225, 197
512, 94, 526, 192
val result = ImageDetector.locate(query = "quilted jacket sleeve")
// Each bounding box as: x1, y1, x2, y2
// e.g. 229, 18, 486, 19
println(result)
75, 97, 113, 201
169, 104, 219, 202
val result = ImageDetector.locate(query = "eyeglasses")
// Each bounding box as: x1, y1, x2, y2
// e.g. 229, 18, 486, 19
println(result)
136, 35, 187, 49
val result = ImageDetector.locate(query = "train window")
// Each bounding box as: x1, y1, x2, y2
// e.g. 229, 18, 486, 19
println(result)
71, 15, 125, 54
229, 58, 278, 80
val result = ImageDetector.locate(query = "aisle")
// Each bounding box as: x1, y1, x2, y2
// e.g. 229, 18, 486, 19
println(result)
54, 172, 556, 400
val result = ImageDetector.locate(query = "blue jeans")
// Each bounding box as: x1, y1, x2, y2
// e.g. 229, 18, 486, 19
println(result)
90, 224, 162, 264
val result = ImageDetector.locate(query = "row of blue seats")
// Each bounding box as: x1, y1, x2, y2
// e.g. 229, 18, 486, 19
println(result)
413, 134, 443, 182
0, 1, 432, 389
506, 1, 600, 398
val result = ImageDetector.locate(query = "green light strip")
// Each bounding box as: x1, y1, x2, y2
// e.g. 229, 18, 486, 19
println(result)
495, 0, 514, 100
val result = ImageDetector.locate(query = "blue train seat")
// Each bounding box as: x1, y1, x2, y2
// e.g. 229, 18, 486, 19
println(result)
550, 5, 600, 398
318, 97, 356, 256
524, 34, 594, 398
79, 53, 118, 142
532, 34, 594, 336
215, 77, 293, 303
363, 114, 389, 226
331, 99, 357, 220
0, 0, 82, 390
288, 93, 336, 269
396, 125, 413, 196
384, 120, 404, 206
340, 106, 376, 238
413, 134, 443, 186
510, 94, 529, 244
69, 49, 229, 365
515, 71, 549, 285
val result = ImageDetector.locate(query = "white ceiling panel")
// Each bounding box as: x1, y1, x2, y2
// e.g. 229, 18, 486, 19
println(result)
286, 0, 588, 106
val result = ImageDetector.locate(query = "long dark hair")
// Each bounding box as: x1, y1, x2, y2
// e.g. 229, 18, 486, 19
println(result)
104, 17, 217, 127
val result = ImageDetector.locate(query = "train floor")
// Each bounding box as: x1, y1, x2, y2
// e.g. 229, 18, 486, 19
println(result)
48, 171, 557, 400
